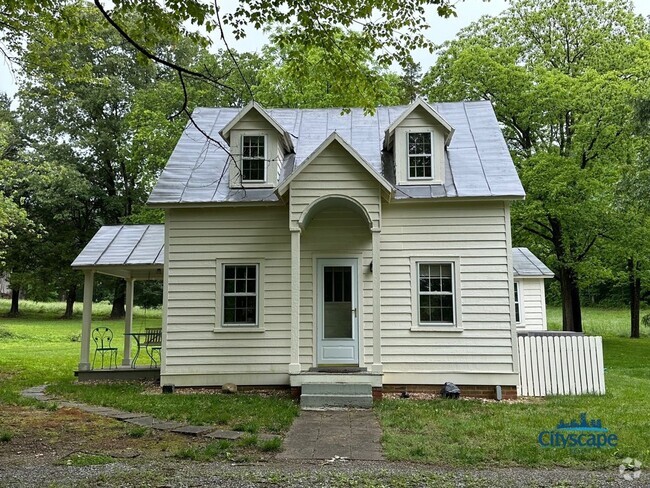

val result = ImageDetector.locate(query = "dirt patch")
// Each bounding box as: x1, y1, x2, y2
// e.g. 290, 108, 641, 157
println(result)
0, 404, 191, 469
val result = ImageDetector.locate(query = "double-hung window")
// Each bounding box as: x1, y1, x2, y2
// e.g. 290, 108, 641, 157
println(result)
241, 135, 266, 182
407, 132, 433, 179
514, 281, 521, 324
417, 262, 455, 325
222, 264, 258, 326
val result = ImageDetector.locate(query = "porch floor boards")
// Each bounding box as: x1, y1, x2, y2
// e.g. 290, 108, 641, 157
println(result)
75, 366, 160, 382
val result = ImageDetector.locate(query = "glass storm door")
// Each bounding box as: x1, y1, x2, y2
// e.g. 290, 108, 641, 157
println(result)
317, 259, 359, 365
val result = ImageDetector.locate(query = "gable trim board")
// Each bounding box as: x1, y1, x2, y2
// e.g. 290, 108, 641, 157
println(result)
74, 99, 543, 399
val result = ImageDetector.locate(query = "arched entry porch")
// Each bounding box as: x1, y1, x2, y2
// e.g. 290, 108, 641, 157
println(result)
288, 194, 382, 377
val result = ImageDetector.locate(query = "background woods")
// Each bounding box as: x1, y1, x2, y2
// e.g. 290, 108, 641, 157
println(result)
0, 0, 649, 338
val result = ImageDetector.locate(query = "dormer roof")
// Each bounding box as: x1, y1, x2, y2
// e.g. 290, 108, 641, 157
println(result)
219, 101, 294, 152
383, 98, 455, 150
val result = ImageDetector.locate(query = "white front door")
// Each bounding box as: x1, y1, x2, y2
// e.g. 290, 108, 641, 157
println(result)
317, 258, 359, 365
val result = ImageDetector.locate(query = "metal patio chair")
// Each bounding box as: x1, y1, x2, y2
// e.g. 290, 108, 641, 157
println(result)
92, 327, 118, 370
144, 327, 162, 367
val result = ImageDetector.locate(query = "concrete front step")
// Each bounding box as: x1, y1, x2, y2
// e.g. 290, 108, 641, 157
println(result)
300, 382, 373, 409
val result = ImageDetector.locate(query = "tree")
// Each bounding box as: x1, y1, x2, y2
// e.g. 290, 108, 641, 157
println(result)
11, 2, 264, 316
255, 30, 404, 109
1, 0, 457, 115
423, 0, 650, 332
399, 60, 422, 103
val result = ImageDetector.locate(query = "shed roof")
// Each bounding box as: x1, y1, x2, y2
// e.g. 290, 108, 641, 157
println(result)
71, 225, 164, 279
148, 100, 525, 206
512, 247, 555, 278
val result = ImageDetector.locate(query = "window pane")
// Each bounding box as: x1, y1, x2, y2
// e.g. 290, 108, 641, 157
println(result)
418, 262, 455, 325
408, 132, 431, 154
242, 136, 265, 181
224, 278, 235, 294
223, 265, 257, 325
409, 156, 432, 178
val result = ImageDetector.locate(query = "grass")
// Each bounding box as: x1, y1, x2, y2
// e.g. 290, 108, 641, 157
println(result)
379, 306, 650, 468
0, 298, 297, 437
60, 452, 115, 467
3, 298, 649, 469
547, 305, 650, 337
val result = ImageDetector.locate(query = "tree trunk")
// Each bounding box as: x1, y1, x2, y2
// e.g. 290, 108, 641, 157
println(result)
63, 284, 77, 319
8, 287, 20, 316
628, 257, 641, 339
110, 279, 126, 319
559, 266, 583, 332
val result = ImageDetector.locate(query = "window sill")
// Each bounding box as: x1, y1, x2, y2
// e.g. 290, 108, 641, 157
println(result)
237, 182, 275, 189
410, 326, 463, 332
398, 180, 444, 186
213, 327, 266, 333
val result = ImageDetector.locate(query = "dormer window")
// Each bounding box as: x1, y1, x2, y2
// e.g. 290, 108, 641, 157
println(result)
408, 132, 433, 179
241, 135, 266, 182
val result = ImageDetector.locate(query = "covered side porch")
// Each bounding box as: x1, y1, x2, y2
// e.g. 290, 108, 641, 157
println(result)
71, 224, 165, 381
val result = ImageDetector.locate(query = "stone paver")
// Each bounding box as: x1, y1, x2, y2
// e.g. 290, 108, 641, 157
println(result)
278, 410, 384, 461
172, 425, 216, 436
205, 430, 243, 440
123, 416, 186, 431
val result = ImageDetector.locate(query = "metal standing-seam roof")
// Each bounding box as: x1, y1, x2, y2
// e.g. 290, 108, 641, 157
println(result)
147, 100, 525, 205
71, 225, 164, 268
512, 247, 555, 278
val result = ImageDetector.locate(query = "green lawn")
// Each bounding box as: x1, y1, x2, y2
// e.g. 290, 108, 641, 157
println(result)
0, 299, 298, 435
379, 306, 650, 468
2, 299, 648, 468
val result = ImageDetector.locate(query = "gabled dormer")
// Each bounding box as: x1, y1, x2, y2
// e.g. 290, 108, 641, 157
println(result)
383, 98, 454, 186
220, 102, 294, 189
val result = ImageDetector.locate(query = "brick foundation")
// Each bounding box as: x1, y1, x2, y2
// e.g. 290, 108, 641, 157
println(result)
175, 383, 516, 401
383, 384, 517, 400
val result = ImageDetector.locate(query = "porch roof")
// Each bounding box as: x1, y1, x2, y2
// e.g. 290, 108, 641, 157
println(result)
73, 226, 553, 281
71, 224, 164, 280
512, 247, 554, 278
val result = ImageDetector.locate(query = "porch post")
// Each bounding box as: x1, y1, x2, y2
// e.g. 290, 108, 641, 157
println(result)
78, 270, 94, 371
371, 229, 383, 374
289, 229, 301, 374
122, 277, 135, 366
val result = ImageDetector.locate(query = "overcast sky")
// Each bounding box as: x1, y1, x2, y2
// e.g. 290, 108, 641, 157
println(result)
1, 0, 649, 98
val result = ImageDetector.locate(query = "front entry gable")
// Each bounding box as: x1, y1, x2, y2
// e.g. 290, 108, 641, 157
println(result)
278, 133, 392, 231
279, 134, 391, 231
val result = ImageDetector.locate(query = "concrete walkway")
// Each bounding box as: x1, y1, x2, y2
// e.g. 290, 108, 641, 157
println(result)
278, 410, 384, 461
21, 385, 278, 442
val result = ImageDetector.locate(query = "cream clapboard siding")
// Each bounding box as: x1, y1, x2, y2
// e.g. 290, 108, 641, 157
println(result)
517, 278, 548, 330
289, 141, 382, 229
380, 200, 518, 385
290, 140, 380, 369
162, 205, 292, 386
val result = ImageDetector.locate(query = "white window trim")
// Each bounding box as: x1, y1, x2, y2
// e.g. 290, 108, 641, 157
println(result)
406, 130, 434, 181
514, 280, 524, 326
410, 257, 462, 331
214, 259, 265, 331
394, 126, 443, 186
240, 134, 268, 185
